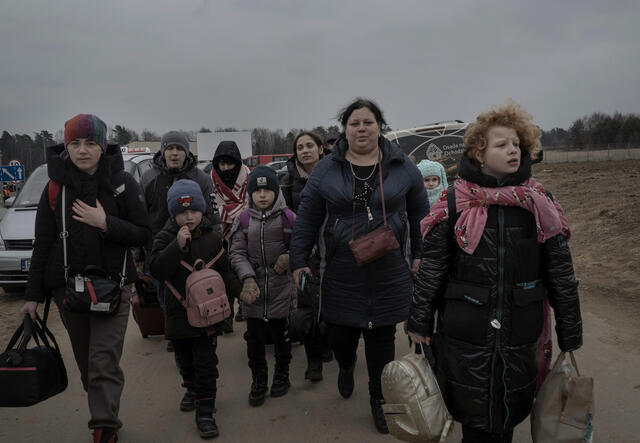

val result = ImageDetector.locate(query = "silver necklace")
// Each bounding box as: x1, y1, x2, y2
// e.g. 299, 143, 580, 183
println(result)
349, 161, 378, 181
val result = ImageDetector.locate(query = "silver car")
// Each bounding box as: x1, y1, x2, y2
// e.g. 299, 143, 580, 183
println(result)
0, 153, 154, 290
0, 164, 48, 289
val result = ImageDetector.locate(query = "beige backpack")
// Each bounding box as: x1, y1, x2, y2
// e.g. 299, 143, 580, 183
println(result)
381, 344, 453, 442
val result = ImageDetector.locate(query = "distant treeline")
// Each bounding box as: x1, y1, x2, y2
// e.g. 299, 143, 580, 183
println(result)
541, 112, 640, 148
2, 112, 639, 172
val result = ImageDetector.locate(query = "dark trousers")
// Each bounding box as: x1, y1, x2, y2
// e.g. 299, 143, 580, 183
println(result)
244, 318, 292, 373
325, 323, 396, 399
461, 426, 514, 443
302, 322, 323, 363
173, 335, 219, 400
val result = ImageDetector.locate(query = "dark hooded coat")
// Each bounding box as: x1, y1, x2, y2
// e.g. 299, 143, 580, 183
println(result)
149, 216, 241, 339
25, 143, 151, 302
407, 152, 583, 433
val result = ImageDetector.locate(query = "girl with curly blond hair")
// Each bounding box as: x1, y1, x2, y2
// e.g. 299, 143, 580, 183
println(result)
407, 101, 583, 442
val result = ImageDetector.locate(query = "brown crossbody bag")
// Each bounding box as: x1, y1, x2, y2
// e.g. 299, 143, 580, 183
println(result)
348, 151, 400, 266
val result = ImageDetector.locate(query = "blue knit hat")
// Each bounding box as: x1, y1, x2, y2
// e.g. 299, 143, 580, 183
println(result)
167, 179, 206, 217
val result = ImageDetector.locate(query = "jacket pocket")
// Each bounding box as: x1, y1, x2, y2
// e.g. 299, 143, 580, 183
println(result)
509, 282, 546, 346
441, 280, 491, 346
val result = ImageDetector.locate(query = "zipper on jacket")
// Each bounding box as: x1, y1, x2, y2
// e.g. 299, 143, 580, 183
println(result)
261, 212, 269, 321
488, 207, 506, 432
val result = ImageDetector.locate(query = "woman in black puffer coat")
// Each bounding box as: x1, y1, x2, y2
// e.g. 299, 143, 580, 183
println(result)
291, 98, 428, 434
407, 102, 583, 443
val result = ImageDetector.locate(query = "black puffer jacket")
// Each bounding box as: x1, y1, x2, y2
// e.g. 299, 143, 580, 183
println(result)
407, 152, 582, 433
25, 143, 152, 302
149, 216, 241, 339
290, 136, 428, 330
141, 150, 219, 238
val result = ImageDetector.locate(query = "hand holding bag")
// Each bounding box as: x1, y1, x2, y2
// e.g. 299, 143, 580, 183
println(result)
348, 150, 400, 266
531, 351, 594, 443
58, 185, 127, 315
0, 299, 68, 407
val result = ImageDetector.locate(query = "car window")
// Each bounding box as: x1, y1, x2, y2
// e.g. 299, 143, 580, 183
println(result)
13, 165, 49, 208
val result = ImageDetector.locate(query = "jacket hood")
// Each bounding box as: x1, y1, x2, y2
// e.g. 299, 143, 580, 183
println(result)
212, 141, 242, 165
457, 149, 532, 187
151, 149, 197, 176
47, 142, 124, 185
248, 189, 288, 218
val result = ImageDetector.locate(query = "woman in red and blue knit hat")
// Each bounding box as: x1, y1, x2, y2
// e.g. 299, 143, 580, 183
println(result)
20, 113, 151, 443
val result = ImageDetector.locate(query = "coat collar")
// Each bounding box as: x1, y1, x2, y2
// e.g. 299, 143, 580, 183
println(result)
457, 149, 532, 187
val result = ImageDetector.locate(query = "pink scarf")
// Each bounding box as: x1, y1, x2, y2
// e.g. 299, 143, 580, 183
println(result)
211, 164, 250, 239
420, 177, 570, 255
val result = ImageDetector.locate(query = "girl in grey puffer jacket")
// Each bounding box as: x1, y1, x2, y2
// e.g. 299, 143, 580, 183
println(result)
229, 165, 297, 407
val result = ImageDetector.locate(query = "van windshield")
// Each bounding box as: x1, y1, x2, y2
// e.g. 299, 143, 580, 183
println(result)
13, 165, 49, 208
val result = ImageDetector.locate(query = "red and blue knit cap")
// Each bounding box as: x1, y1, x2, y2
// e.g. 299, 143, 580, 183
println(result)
64, 114, 108, 152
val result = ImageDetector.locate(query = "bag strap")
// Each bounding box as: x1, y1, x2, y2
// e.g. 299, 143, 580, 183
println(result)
446, 184, 458, 230
569, 351, 580, 377
164, 280, 186, 305
60, 185, 128, 287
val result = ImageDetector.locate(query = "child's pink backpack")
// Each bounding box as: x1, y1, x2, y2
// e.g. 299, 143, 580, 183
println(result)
165, 249, 231, 328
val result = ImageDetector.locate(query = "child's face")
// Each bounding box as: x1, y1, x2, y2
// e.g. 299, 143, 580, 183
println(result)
475, 125, 521, 180
175, 209, 203, 231
252, 188, 276, 210
423, 175, 440, 190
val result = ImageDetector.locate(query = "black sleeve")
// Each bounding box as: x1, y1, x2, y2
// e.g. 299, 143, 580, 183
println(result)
25, 184, 59, 302
542, 234, 583, 352
103, 173, 152, 247
279, 173, 294, 209
407, 221, 452, 337
149, 230, 187, 281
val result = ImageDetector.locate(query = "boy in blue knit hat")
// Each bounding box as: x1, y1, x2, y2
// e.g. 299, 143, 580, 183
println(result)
150, 179, 241, 439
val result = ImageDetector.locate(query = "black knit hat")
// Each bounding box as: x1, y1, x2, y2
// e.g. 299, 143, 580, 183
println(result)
247, 165, 279, 196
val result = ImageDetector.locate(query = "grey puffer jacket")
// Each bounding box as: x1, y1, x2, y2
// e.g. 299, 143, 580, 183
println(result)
229, 191, 296, 320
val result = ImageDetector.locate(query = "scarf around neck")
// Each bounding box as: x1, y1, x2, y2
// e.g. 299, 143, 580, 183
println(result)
420, 177, 571, 254
211, 164, 250, 238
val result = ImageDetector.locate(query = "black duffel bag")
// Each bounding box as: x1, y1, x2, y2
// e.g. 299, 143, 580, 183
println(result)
0, 301, 68, 407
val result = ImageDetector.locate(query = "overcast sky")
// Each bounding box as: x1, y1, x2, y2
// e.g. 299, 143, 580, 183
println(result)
1, 0, 638, 136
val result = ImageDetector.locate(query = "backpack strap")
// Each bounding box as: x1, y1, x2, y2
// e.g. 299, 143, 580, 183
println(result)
239, 209, 250, 243
281, 208, 295, 247
48, 180, 61, 213
164, 280, 186, 305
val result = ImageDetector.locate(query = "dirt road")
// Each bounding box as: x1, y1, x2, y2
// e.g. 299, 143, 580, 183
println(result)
1, 160, 639, 442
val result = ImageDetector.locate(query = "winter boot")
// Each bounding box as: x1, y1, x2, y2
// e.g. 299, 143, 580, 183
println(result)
93, 429, 118, 443
304, 360, 323, 382
248, 370, 268, 406
195, 398, 219, 439
370, 398, 389, 434
337, 358, 356, 398
270, 365, 291, 397
180, 381, 196, 411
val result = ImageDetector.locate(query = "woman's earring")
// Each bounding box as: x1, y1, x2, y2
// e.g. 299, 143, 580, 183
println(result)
480, 162, 485, 168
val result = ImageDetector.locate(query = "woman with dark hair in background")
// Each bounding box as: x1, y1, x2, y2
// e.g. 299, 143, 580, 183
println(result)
290, 98, 428, 433
20, 114, 151, 443
279, 131, 332, 383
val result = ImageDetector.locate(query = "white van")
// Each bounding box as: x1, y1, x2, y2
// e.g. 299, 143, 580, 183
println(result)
384, 120, 468, 180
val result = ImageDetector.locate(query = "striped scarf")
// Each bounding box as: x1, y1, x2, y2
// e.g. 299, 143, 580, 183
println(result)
211, 164, 250, 239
